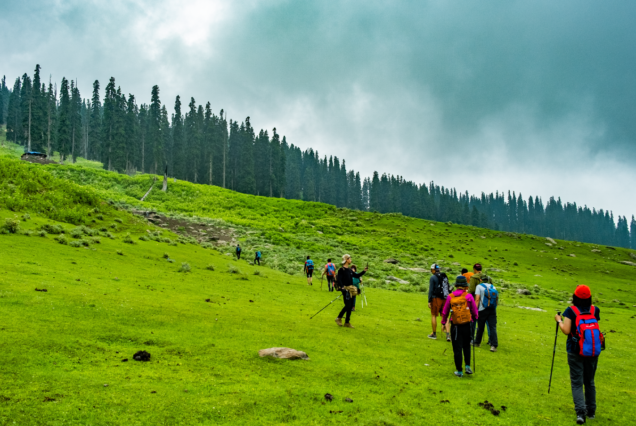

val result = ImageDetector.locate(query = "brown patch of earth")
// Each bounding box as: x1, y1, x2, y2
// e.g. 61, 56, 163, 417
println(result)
133, 211, 236, 245
21, 154, 58, 165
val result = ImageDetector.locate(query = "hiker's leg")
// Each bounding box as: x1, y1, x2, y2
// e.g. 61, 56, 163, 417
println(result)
338, 304, 347, 319
430, 314, 437, 334
461, 324, 471, 366
568, 353, 587, 415
450, 325, 463, 371
488, 310, 498, 348
583, 357, 598, 414
344, 299, 354, 323
475, 314, 486, 345
353, 296, 356, 307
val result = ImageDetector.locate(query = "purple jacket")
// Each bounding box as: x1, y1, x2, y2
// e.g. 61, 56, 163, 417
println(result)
441, 289, 478, 325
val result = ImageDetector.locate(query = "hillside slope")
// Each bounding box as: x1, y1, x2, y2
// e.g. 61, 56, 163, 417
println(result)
0, 154, 635, 425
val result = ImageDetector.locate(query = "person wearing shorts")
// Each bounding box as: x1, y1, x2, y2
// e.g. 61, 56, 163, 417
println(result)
428, 264, 451, 340
322, 259, 337, 292
304, 256, 315, 285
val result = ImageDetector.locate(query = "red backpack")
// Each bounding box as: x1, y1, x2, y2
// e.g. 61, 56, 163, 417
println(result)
571, 306, 603, 357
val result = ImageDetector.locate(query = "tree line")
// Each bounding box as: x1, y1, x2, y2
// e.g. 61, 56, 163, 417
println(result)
2, 65, 635, 249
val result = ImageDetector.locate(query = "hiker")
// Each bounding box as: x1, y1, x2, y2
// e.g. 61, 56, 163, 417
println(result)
555, 285, 602, 425
468, 263, 483, 341
335, 254, 367, 328
235, 244, 242, 260
427, 264, 451, 341
304, 256, 315, 286
461, 267, 474, 284
351, 265, 362, 311
254, 250, 262, 266
322, 258, 337, 292
441, 276, 478, 377
474, 274, 499, 352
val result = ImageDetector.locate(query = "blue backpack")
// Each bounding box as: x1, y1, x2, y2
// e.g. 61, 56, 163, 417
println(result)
236, 246, 241, 253
305, 259, 314, 270
256, 251, 261, 258
326, 263, 336, 277
479, 283, 498, 309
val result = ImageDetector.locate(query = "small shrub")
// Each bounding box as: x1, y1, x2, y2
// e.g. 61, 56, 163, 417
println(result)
123, 233, 136, 244
70, 227, 85, 239
169, 242, 178, 247
3, 218, 20, 234
37, 230, 47, 237
116, 250, 124, 255
69, 240, 83, 248
227, 264, 241, 274
114, 218, 123, 223
55, 234, 68, 245
201, 242, 213, 249
206, 264, 215, 271
238, 275, 249, 281
22, 213, 31, 221
139, 235, 150, 241
24, 230, 34, 237
106, 232, 115, 239
96, 214, 104, 220
161, 238, 173, 244
163, 253, 170, 259
99, 227, 109, 232
89, 237, 101, 244
253, 270, 261, 276
179, 262, 191, 273
109, 223, 118, 229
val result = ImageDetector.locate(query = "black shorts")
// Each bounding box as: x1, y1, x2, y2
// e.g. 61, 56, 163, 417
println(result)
327, 275, 335, 284
306, 269, 314, 278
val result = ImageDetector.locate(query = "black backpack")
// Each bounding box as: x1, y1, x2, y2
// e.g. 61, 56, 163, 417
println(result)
434, 272, 450, 298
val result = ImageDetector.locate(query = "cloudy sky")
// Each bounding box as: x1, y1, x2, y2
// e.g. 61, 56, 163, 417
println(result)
2, 0, 635, 219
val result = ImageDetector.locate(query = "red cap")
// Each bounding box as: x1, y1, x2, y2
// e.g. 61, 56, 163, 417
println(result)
574, 285, 591, 299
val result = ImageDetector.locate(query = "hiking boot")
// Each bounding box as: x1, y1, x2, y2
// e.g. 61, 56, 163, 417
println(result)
344, 323, 355, 329
352, 307, 356, 311
427, 333, 437, 340
454, 371, 463, 378
576, 413, 586, 424
465, 366, 473, 375
335, 318, 343, 327
490, 346, 497, 352
446, 333, 451, 342
586, 410, 595, 419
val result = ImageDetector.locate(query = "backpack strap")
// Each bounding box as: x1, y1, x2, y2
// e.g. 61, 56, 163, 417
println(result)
570, 306, 580, 316
590, 305, 595, 316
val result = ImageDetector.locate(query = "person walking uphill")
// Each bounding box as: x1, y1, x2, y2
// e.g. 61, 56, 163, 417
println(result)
441, 276, 478, 378
335, 254, 367, 329
304, 256, 315, 286
555, 285, 603, 425
235, 244, 242, 260
254, 250, 262, 266
322, 259, 337, 292
428, 264, 451, 341
474, 274, 499, 352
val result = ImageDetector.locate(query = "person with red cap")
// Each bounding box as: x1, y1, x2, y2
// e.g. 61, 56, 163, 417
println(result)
555, 285, 602, 425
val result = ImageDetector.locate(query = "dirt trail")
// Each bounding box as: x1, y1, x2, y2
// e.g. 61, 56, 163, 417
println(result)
133, 211, 237, 245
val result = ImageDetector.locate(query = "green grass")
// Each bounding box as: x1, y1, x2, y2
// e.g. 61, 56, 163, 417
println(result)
1, 130, 635, 425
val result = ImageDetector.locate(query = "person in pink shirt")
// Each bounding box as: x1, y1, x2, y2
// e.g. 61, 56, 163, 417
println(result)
441, 275, 478, 377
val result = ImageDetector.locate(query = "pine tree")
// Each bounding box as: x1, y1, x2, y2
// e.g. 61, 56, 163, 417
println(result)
254, 129, 270, 196
31, 65, 46, 153
45, 80, 57, 156
101, 77, 117, 170
89, 80, 102, 162
630, 215, 636, 250
148, 85, 163, 174
20, 73, 33, 150
57, 77, 71, 163
6, 78, 21, 144
70, 80, 82, 162
125, 94, 140, 172
171, 96, 185, 179
0, 76, 6, 125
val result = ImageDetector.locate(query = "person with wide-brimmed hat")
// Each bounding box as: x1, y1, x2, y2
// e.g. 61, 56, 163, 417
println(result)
334, 254, 367, 328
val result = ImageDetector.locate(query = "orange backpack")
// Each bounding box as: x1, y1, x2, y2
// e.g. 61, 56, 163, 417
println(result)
450, 291, 472, 325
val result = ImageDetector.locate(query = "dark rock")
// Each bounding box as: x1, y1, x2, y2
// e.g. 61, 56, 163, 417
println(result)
121, 359, 128, 362
324, 393, 333, 402
383, 258, 399, 264
35, 288, 48, 292
345, 398, 353, 403
133, 350, 151, 361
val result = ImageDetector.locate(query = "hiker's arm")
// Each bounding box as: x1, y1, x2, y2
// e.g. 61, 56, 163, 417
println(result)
440, 298, 451, 325
427, 276, 435, 305
555, 314, 572, 335
475, 294, 481, 307
351, 270, 365, 279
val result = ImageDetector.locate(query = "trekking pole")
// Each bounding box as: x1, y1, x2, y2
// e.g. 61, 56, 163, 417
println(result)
309, 294, 342, 319
548, 311, 562, 394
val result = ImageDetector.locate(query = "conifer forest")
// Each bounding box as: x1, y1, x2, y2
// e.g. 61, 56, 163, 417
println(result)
1, 65, 634, 249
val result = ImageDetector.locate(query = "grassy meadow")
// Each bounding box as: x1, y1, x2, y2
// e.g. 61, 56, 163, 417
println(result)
1, 133, 635, 425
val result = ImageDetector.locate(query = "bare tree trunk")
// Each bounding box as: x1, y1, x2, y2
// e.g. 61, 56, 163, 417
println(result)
27, 100, 32, 152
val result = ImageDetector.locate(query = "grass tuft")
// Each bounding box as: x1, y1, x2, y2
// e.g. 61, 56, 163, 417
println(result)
179, 262, 191, 273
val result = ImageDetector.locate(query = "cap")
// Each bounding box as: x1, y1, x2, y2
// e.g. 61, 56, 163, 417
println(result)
574, 285, 591, 299
473, 263, 482, 271
342, 254, 351, 265
455, 275, 468, 286
480, 275, 491, 283
430, 263, 440, 271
